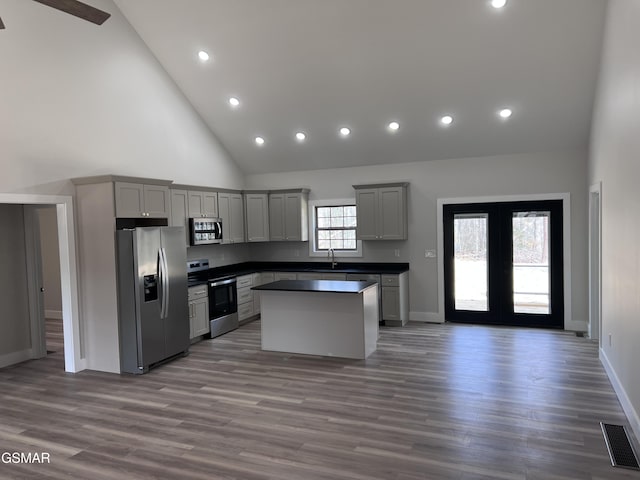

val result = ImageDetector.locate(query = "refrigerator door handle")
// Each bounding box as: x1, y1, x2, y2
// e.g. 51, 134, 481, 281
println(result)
158, 248, 169, 319
161, 247, 170, 319
158, 249, 165, 319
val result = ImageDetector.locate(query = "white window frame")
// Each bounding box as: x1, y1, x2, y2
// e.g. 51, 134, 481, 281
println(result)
308, 198, 362, 258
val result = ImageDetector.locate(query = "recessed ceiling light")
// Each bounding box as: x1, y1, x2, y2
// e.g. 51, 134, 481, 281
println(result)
255, 136, 265, 146
339, 127, 351, 137
197, 50, 210, 62
295, 132, 306, 141
440, 115, 454, 126
229, 97, 240, 107
491, 0, 507, 8
499, 108, 513, 119
388, 121, 400, 132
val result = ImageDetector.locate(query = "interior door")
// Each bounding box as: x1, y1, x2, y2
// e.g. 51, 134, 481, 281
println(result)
444, 200, 563, 328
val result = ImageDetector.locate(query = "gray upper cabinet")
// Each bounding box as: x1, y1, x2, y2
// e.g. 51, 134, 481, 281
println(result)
188, 191, 218, 218
218, 192, 245, 244
115, 181, 170, 218
354, 183, 408, 240
269, 189, 309, 241
170, 189, 189, 244
244, 192, 270, 242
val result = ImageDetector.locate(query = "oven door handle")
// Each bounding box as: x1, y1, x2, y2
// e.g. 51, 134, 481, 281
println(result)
210, 278, 236, 287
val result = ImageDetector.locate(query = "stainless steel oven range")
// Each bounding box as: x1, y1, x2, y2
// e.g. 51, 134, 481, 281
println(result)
208, 276, 238, 338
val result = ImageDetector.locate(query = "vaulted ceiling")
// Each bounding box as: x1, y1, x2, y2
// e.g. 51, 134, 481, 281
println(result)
119, 1, 606, 174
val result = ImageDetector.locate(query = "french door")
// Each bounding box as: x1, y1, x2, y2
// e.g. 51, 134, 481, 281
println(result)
443, 200, 564, 328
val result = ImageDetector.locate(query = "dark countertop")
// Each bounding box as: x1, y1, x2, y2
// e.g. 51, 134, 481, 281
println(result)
253, 279, 377, 294
208, 261, 409, 281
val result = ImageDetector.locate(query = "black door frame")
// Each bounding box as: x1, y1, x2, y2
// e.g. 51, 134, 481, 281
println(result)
443, 200, 564, 329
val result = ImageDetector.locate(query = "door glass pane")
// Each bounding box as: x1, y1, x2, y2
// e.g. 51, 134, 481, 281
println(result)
512, 212, 550, 314
454, 214, 488, 311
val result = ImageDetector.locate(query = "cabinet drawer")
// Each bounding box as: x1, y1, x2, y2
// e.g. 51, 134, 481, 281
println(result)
238, 301, 254, 320
321, 273, 346, 280
381, 275, 399, 287
275, 272, 297, 280
237, 275, 253, 289
297, 272, 322, 280
237, 287, 253, 305
188, 286, 208, 300
346, 273, 381, 283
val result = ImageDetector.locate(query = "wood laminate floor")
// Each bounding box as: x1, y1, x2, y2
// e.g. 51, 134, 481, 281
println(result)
0, 321, 637, 479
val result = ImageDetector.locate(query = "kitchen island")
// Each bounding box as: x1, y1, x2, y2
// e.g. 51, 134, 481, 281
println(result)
252, 280, 379, 359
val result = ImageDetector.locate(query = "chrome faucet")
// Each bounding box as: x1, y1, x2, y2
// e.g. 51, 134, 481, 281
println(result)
328, 248, 337, 269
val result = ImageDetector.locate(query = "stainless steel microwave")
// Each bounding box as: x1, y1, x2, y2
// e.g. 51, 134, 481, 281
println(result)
189, 217, 222, 245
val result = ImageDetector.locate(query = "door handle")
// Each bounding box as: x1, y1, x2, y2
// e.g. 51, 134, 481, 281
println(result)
161, 247, 170, 319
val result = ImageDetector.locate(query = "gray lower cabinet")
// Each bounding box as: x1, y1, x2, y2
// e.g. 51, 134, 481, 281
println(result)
237, 274, 259, 324
274, 272, 297, 280
188, 285, 209, 340
380, 272, 409, 325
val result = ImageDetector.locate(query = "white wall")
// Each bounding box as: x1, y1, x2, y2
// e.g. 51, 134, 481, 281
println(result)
589, 0, 640, 440
0, 0, 244, 196
246, 150, 589, 327
0, 206, 32, 364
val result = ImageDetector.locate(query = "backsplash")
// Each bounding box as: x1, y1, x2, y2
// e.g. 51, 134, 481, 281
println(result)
187, 243, 250, 268
247, 241, 409, 263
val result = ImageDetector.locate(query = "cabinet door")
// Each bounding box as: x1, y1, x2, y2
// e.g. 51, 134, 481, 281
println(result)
192, 298, 210, 338
268, 194, 285, 241
143, 185, 170, 218
217, 193, 232, 244
321, 273, 347, 280
284, 194, 302, 241
245, 194, 269, 242
203, 192, 218, 217
229, 194, 245, 243
114, 182, 144, 217
379, 186, 406, 240
170, 189, 189, 244
382, 286, 400, 320
355, 189, 379, 240
297, 272, 322, 280
261, 272, 275, 284
188, 191, 204, 218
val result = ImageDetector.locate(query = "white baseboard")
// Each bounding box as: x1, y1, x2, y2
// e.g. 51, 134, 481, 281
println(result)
0, 348, 34, 369
564, 319, 588, 332
410, 311, 444, 323
45, 309, 63, 320
600, 348, 640, 446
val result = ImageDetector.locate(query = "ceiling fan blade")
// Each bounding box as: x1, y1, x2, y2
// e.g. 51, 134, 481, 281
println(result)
0, 16, 5, 29
32, 0, 111, 26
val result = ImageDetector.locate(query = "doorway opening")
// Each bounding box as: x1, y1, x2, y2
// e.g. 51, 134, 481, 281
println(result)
0, 194, 83, 373
443, 200, 564, 328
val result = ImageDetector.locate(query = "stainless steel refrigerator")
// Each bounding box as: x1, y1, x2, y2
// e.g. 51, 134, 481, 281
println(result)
116, 226, 189, 374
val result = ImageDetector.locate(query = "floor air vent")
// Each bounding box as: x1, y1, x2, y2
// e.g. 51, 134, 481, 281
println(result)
600, 422, 640, 470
